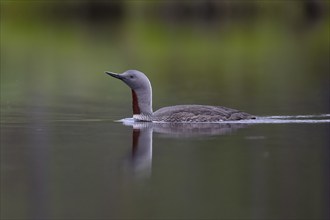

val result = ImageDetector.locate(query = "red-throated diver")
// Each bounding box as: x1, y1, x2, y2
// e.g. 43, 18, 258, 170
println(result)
106, 70, 256, 122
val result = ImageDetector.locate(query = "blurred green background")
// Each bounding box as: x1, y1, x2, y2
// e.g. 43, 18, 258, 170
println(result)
1, 1, 329, 120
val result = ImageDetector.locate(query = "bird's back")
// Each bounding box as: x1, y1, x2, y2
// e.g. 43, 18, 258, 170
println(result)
153, 105, 255, 122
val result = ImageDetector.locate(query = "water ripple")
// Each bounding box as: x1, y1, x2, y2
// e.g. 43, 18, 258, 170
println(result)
119, 114, 330, 124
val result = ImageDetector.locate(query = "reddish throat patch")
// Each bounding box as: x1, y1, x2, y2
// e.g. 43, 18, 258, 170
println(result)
131, 90, 141, 114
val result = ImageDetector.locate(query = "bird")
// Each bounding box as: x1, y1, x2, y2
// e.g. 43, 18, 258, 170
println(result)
106, 70, 256, 122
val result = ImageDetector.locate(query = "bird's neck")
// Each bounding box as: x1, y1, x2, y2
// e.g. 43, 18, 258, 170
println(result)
132, 88, 153, 121
132, 90, 141, 115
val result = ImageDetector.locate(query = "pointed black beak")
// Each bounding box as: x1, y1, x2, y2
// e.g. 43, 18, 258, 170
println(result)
105, 71, 124, 80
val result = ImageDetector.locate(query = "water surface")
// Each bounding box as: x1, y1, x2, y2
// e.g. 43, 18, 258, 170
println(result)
1, 109, 329, 219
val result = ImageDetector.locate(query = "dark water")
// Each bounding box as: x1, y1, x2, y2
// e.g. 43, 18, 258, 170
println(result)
1, 110, 329, 219
1, 1, 330, 220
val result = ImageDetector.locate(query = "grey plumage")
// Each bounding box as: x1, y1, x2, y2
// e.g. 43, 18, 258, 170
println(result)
106, 70, 256, 122
153, 105, 255, 122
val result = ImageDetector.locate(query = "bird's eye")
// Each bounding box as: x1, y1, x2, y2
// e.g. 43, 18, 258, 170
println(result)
130, 75, 134, 79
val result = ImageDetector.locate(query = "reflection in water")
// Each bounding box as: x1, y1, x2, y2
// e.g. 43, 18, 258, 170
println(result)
124, 121, 249, 178
122, 114, 330, 178
130, 127, 153, 178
